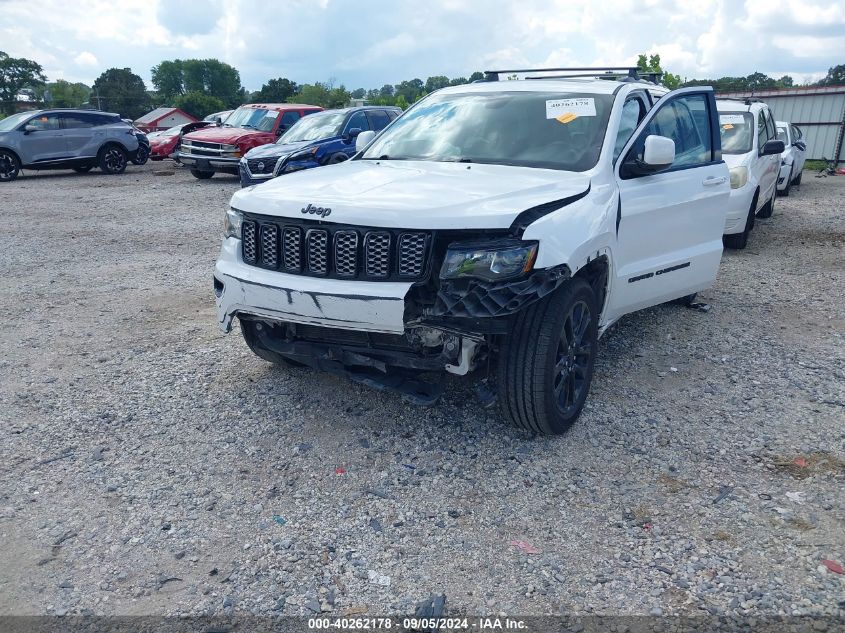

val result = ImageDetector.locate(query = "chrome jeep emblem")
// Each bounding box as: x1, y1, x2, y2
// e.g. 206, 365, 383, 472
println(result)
301, 203, 332, 218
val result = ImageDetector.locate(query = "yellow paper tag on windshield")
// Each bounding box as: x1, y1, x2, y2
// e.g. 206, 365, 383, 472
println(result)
722, 123, 734, 130
555, 113, 578, 124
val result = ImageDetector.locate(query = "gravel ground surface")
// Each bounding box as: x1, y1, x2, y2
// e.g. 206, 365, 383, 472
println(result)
0, 163, 843, 619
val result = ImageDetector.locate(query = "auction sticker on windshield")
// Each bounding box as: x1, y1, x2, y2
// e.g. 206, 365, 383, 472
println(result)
719, 114, 746, 125
546, 98, 596, 123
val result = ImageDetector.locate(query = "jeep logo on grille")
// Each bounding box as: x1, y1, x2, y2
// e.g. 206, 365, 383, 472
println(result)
301, 203, 332, 218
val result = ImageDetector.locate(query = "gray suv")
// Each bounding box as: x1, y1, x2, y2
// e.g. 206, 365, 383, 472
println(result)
0, 109, 141, 182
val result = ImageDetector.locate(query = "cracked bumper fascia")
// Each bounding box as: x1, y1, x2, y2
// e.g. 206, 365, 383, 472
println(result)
214, 238, 413, 334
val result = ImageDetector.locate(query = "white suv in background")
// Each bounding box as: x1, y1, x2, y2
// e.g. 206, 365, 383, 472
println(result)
716, 99, 784, 249
215, 68, 731, 435
775, 121, 806, 196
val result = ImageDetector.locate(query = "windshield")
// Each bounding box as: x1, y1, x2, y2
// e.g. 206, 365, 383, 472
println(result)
361, 91, 614, 171
719, 112, 754, 154
0, 112, 33, 132
279, 112, 345, 143
776, 126, 788, 143
224, 107, 278, 132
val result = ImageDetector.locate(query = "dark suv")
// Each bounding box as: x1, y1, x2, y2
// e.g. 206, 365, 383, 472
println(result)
0, 109, 141, 182
239, 106, 401, 187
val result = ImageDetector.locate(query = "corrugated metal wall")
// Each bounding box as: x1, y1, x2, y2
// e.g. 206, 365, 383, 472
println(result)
718, 87, 845, 162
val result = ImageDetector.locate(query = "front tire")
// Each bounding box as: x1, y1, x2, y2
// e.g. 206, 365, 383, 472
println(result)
98, 145, 127, 174
190, 169, 214, 179
0, 150, 21, 182
131, 145, 149, 165
327, 153, 349, 164
497, 278, 598, 435
793, 171, 802, 186
777, 168, 792, 198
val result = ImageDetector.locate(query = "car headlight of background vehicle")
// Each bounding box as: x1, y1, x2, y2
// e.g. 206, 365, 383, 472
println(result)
224, 207, 243, 239
729, 166, 749, 189
289, 147, 318, 161
440, 240, 538, 282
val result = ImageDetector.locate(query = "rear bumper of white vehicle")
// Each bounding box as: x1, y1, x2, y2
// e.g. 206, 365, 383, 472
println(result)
723, 185, 756, 235
214, 237, 412, 333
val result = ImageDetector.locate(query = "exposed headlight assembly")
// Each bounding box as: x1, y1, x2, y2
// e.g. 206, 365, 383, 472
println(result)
729, 166, 749, 189
224, 207, 243, 239
440, 240, 538, 282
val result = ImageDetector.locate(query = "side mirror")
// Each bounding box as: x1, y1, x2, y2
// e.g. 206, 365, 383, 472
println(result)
355, 130, 376, 152
24, 124, 38, 133
214, 117, 223, 126
343, 127, 362, 143
622, 135, 675, 177
760, 139, 785, 156
793, 141, 806, 151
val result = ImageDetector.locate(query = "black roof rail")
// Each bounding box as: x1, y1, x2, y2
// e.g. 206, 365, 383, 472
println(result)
484, 66, 664, 85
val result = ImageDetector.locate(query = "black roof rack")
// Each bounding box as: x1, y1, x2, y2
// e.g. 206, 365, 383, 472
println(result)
483, 66, 664, 85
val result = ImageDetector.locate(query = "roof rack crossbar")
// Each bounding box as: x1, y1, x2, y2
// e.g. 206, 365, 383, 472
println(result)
484, 66, 665, 85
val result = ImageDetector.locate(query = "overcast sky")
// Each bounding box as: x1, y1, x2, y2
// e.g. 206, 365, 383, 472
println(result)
1, 0, 843, 91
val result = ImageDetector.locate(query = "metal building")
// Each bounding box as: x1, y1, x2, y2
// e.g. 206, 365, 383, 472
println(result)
718, 85, 845, 163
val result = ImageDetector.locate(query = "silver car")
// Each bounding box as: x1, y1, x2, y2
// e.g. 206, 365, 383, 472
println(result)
0, 109, 141, 182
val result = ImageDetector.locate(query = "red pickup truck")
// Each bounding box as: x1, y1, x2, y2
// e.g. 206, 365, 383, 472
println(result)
177, 103, 322, 179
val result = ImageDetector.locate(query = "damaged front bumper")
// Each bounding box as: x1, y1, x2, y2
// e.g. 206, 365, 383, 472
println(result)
214, 237, 412, 333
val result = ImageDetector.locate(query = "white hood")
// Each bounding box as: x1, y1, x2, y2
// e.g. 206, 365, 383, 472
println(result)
231, 160, 590, 230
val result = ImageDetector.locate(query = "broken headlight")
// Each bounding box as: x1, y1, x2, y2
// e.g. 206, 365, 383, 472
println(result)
440, 240, 538, 282
224, 207, 243, 239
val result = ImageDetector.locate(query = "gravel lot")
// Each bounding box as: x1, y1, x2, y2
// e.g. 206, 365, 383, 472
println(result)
1, 163, 843, 619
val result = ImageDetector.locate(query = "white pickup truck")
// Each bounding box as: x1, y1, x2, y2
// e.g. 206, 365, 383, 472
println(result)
214, 67, 731, 435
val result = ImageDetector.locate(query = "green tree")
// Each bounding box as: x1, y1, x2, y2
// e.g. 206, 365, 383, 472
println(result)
150, 60, 185, 102
817, 64, 845, 86
468, 71, 485, 82
293, 82, 350, 108
151, 58, 245, 108
350, 87, 366, 99
636, 53, 681, 89
174, 91, 226, 119
91, 68, 150, 120
252, 77, 298, 103
424, 75, 450, 93
41, 80, 90, 108
395, 78, 423, 102
378, 84, 394, 97
0, 51, 47, 115
449, 77, 468, 86
394, 94, 408, 109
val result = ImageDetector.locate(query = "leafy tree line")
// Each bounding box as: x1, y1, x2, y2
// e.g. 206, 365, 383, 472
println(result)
2, 48, 844, 120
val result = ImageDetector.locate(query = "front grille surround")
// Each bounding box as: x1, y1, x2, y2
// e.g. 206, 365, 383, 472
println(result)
239, 214, 432, 281
246, 157, 277, 175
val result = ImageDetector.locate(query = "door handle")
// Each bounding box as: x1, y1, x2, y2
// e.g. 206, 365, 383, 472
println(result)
702, 176, 726, 186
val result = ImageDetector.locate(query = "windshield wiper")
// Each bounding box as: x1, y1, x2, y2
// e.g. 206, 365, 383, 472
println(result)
241, 124, 256, 129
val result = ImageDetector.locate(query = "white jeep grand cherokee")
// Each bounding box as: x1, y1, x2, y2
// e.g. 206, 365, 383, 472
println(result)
215, 68, 730, 435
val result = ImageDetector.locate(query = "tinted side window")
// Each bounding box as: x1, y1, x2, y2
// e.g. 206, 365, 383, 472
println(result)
614, 97, 646, 160
387, 109, 400, 121
792, 124, 803, 140
60, 113, 94, 129
367, 110, 391, 131
26, 114, 60, 131
634, 94, 712, 168
345, 111, 370, 132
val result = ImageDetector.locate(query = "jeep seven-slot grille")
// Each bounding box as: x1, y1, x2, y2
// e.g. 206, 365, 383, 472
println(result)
240, 216, 430, 280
